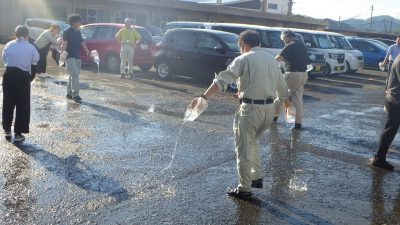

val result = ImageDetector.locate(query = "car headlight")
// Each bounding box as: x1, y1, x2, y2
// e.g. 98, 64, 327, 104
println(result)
309, 54, 316, 61
347, 52, 356, 60
329, 53, 339, 59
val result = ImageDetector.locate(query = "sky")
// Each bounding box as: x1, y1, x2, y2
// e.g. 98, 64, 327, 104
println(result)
292, 0, 400, 21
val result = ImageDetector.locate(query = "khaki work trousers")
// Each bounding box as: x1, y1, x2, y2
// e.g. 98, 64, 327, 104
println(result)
120, 44, 134, 74
66, 58, 81, 98
234, 103, 275, 192
274, 71, 308, 123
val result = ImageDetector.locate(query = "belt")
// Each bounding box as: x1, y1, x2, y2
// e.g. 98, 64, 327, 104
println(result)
286, 70, 306, 72
239, 98, 273, 104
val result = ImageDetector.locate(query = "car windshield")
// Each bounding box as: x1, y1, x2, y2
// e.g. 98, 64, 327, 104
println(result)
147, 27, 162, 36
369, 41, 388, 51
218, 34, 239, 51
57, 22, 70, 31
266, 31, 285, 48
328, 35, 353, 50
369, 40, 389, 49
315, 34, 333, 49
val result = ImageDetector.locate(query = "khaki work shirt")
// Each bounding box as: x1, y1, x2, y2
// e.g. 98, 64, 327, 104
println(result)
214, 46, 288, 102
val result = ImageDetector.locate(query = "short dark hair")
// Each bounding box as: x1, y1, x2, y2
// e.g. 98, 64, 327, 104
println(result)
281, 29, 296, 39
68, 14, 82, 25
397, 35, 400, 39
15, 25, 29, 38
238, 29, 260, 48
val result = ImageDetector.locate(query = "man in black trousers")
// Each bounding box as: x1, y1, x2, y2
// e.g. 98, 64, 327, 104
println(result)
372, 54, 400, 171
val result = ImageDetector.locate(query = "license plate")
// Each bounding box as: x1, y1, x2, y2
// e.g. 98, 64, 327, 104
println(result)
141, 44, 148, 50
316, 65, 320, 71
336, 66, 341, 71
358, 62, 362, 68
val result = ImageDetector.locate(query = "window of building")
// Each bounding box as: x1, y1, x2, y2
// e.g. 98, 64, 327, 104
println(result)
74, 8, 87, 23
97, 10, 110, 23
116, 12, 146, 26
23, 4, 45, 23
268, 4, 278, 9
47, 6, 66, 21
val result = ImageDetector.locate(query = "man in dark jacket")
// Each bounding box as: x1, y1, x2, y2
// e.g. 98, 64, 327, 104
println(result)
372, 54, 400, 171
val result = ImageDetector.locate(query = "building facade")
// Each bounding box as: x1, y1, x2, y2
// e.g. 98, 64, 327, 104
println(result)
0, 0, 327, 41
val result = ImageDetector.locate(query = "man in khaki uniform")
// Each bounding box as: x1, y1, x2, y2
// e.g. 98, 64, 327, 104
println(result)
115, 18, 142, 78
188, 30, 288, 200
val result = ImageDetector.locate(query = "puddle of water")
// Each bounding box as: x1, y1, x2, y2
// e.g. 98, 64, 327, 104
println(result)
289, 176, 308, 191
148, 104, 155, 113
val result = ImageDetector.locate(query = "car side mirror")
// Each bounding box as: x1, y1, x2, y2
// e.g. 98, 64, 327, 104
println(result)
306, 43, 311, 47
214, 46, 226, 54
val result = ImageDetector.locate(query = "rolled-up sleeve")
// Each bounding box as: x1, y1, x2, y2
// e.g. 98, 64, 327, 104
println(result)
213, 56, 244, 92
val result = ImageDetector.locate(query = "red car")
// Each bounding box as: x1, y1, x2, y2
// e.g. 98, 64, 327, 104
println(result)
78, 23, 154, 72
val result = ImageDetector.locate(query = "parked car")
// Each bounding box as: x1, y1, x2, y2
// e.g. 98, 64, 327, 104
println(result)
25, 18, 69, 43
78, 23, 154, 72
153, 21, 206, 44
326, 32, 364, 73
144, 26, 162, 36
285, 29, 347, 76
372, 38, 395, 46
154, 28, 240, 90
346, 37, 388, 70
205, 23, 326, 78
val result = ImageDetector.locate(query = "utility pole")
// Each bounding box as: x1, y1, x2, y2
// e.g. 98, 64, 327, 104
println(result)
370, 5, 374, 32
288, 0, 293, 16
338, 16, 341, 30
390, 19, 393, 33
383, 18, 387, 33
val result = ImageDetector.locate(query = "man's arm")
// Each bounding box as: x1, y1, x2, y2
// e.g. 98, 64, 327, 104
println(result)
383, 54, 390, 65
275, 54, 284, 62
80, 42, 91, 56
61, 41, 67, 52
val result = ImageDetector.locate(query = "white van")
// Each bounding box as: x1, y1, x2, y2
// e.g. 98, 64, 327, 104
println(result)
205, 23, 286, 69
326, 32, 364, 73
282, 28, 348, 75
204, 23, 327, 77
153, 21, 206, 44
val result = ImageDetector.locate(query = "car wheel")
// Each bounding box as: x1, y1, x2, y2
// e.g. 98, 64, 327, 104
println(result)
346, 61, 351, 73
323, 63, 331, 76
228, 82, 238, 91
138, 64, 152, 72
378, 59, 387, 72
106, 53, 120, 73
308, 73, 317, 79
156, 61, 173, 79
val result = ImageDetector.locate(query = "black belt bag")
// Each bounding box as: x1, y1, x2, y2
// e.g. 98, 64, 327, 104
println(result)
239, 98, 273, 104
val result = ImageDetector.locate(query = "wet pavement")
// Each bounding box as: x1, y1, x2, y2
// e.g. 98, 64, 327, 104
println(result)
1, 45, 400, 224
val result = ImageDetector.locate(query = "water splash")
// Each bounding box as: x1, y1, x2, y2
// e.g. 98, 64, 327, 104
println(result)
163, 120, 185, 171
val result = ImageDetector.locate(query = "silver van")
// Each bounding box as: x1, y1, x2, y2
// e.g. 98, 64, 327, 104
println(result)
153, 21, 205, 44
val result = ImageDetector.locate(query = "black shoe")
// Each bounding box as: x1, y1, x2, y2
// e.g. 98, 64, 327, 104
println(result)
273, 117, 278, 123
294, 123, 302, 129
120, 73, 125, 78
251, 179, 263, 188
227, 187, 252, 200
66, 95, 73, 99
4, 130, 12, 139
14, 134, 25, 142
372, 158, 394, 171
73, 96, 82, 102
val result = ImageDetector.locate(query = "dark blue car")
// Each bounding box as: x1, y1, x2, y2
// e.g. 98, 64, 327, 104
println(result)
346, 37, 387, 70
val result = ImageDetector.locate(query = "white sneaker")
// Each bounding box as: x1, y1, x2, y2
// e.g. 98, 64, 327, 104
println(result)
43, 73, 50, 78
38, 73, 46, 78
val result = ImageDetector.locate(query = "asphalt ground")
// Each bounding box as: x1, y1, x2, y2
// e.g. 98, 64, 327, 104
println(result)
1, 45, 400, 224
